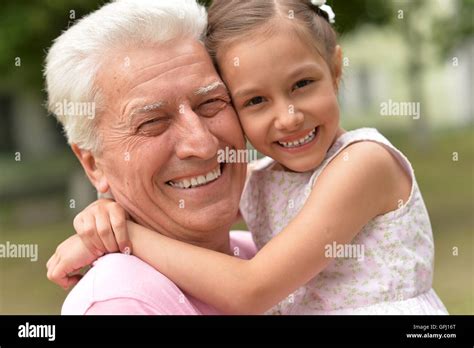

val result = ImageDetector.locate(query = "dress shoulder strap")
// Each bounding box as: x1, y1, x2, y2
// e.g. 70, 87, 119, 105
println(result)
308, 128, 415, 188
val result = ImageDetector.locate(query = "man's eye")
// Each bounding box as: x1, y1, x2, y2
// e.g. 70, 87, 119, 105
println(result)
140, 119, 161, 127
244, 96, 265, 107
293, 79, 314, 91
197, 99, 228, 117
138, 118, 170, 135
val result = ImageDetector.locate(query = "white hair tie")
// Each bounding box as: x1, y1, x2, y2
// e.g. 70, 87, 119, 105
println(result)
310, 0, 336, 24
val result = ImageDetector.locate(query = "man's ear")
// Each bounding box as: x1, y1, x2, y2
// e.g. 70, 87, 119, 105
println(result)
332, 45, 343, 92
71, 144, 109, 194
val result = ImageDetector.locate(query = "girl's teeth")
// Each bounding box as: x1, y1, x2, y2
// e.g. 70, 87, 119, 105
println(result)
278, 128, 317, 148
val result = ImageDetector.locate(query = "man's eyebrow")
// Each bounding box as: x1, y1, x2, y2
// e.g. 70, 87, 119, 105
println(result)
129, 101, 165, 120
126, 82, 227, 122
194, 81, 227, 96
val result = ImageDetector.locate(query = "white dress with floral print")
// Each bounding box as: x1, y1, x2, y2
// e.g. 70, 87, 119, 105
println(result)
240, 128, 448, 314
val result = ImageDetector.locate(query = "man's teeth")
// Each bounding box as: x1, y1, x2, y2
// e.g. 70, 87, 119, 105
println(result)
168, 166, 222, 189
278, 128, 317, 148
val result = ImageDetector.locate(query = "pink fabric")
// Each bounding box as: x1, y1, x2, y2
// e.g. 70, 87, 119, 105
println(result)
62, 231, 257, 315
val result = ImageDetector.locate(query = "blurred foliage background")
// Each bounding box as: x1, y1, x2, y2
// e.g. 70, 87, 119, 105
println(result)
0, 0, 472, 314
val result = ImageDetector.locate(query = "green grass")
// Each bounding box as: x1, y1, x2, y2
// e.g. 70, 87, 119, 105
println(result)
0, 127, 472, 314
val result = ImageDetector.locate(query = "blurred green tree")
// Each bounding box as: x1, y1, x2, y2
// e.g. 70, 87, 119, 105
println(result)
395, 0, 473, 147
0, 0, 392, 96
0, 1, 103, 93
0, 0, 471, 112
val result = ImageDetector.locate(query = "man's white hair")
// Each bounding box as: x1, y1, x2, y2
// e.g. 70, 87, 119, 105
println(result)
44, 0, 207, 153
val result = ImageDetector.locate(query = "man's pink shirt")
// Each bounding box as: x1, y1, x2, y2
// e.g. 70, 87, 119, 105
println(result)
62, 231, 257, 315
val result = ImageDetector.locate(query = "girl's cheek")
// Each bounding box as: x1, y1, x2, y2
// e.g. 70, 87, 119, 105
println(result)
241, 120, 263, 150
315, 95, 339, 122
242, 125, 256, 145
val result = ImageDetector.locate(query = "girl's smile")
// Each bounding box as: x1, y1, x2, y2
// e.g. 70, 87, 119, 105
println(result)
275, 126, 319, 153
217, 23, 343, 172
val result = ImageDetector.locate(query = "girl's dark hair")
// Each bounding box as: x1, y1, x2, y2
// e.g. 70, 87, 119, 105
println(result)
206, 0, 338, 72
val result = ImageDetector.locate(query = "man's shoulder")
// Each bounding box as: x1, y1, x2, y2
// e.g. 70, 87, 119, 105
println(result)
93, 253, 176, 287
61, 233, 257, 315
61, 254, 183, 315
92, 253, 164, 277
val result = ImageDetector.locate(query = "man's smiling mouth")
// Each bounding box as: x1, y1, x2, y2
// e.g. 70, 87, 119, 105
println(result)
167, 164, 223, 189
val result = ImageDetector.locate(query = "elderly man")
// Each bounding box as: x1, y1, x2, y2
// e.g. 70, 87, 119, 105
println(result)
45, 0, 255, 314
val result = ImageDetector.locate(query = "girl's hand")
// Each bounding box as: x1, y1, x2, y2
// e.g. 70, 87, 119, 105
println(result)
46, 234, 97, 289
73, 199, 131, 256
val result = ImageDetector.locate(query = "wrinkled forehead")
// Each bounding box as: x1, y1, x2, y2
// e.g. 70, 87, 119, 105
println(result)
97, 39, 221, 123
96, 38, 220, 102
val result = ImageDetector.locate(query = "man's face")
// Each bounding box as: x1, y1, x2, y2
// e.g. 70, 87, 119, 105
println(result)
94, 39, 246, 243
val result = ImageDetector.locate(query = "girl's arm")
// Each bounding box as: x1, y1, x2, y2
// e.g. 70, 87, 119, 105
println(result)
128, 142, 411, 314
46, 161, 255, 288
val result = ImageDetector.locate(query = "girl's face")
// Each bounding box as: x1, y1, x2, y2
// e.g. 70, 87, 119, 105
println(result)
217, 26, 343, 172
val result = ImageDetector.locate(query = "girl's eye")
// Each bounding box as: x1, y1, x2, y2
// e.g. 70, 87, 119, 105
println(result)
245, 96, 265, 107
293, 79, 313, 91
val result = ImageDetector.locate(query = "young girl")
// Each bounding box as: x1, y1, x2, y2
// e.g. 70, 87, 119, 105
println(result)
48, 0, 448, 314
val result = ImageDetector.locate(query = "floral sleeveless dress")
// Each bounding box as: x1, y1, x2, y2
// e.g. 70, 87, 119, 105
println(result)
240, 128, 448, 314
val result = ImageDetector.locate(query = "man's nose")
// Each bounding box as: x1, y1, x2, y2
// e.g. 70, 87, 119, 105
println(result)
174, 110, 219, 160
274, 104, 304, 132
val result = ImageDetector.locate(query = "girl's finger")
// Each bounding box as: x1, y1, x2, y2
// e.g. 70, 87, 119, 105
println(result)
52, 258, 81, 289
46, 254, 55, 269
76, 214, 106, 256
95, 213, 119, 253
110, 206, 132, 254
47, 255, 60, 285
64, 274, 83, 290
46, 254, 56, 278
51, 264, 69, 289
